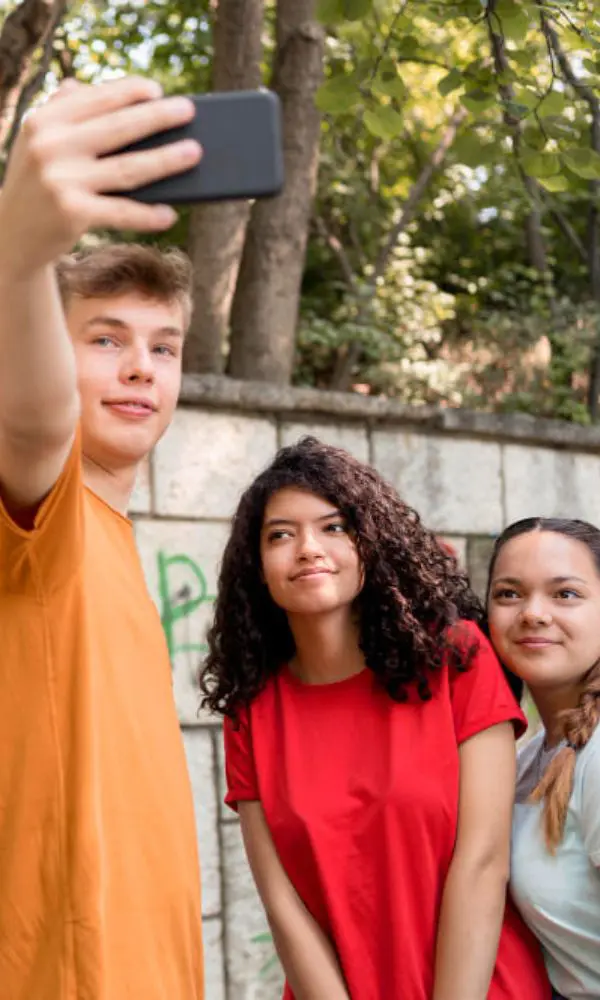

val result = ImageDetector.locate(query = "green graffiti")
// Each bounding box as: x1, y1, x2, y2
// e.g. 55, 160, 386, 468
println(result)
157, 551, 216, 661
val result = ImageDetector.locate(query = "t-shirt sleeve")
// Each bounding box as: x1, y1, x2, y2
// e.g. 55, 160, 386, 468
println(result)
580, 732, 600, 866
0, 429, 84, 595
223, 705, 260, 812
448, 620, 527, 745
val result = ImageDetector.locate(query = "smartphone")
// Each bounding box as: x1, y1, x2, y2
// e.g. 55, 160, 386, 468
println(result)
109, 89, 284, 205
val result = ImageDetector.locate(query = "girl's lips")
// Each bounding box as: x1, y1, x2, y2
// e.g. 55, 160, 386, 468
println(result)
516, 638, 557, 647
292, 569, 332, 581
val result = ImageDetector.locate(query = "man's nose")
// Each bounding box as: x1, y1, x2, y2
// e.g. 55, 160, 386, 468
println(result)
121, 345, 154, 383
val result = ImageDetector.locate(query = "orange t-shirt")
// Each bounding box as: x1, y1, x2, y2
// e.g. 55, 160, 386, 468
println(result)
0, 438, 204, 1000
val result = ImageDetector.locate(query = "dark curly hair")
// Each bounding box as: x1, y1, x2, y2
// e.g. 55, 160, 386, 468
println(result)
200, 436, 484, 718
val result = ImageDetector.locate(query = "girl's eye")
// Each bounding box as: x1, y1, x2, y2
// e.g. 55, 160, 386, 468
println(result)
556, 588, 582, 600
154, 344, 176, 357
325, 522, 347, 534
492, 588, 520, 601
93, 335, 117, 348
267, 529, 292, 542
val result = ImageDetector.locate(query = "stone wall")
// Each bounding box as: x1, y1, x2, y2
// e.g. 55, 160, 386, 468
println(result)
130, 375, 600, 1000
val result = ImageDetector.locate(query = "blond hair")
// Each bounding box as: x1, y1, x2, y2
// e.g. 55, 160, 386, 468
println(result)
56, 243, 193, 327
530, 661, 600, 852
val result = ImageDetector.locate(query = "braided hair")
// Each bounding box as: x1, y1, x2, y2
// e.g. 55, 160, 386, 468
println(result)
486, 517, 600, 853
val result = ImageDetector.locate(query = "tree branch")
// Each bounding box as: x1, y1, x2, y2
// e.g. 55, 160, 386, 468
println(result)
374, 105, 466, 279
313, 214, 358, 288
548, 205, 587, 263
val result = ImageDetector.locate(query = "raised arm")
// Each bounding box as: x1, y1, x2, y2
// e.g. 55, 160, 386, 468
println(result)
0, 77, 199, 514
432, 722, 515, 1000
238, 801, 350, 1000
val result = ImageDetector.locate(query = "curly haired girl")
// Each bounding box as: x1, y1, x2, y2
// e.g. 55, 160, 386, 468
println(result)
487, 518, 600, 1000
202, 437, 550, 1000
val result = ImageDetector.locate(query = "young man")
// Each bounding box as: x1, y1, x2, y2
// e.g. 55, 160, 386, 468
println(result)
0, 78, 204, 998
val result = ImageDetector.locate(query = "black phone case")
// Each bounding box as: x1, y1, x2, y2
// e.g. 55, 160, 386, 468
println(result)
110, 90, 284, 205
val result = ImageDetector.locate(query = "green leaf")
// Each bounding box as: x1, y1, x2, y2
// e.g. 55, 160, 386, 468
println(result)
342, 0, 372, 21
495, 0, 532, 42
520, 151, 561, 179
316, 0, 343, 22
510, 49, 536, 69
537, 90, 567, 116
317, 0, 371, 22
513, 87, 541, 110
452, 133, 495, 167
541, 115, 578, 140
502, 12, 532, 42
438, 69, 463, 97
562, 148, 600, 180
315, 73, 362, 114
538, 174, 570, 193
396, 35, 420, 57
503, 100, 530, 120
461, 88, 497, 113
372, 66, 407, 100
363, 105, 404, 140
522, 125, 547, 151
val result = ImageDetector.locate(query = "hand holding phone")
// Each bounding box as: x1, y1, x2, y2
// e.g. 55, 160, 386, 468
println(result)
108, 90, 284, 205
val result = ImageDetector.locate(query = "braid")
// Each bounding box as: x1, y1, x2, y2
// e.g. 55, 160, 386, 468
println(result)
530, 660, 600, 852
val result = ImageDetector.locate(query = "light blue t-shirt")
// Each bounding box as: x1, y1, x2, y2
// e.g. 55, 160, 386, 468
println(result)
511, 724, 600, 1000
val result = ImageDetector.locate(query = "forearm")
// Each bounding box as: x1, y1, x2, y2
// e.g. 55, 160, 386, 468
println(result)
432, 857, 508, 1000
266, 896, 350, 1000
0, 262, 78, 439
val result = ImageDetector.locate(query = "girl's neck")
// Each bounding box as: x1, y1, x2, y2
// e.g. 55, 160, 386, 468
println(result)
288, 611, 365, 685
530, 684, 582, 747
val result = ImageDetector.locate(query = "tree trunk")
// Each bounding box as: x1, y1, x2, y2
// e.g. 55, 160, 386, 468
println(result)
227, 0, 324, 383
0, 0, 55, 148
184, 0, 264, 374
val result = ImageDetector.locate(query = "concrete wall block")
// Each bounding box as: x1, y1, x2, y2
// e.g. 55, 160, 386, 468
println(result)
134, 518, 231, 726
222, 823, 284, 1000
128, 455, 152, 515
202, 917, 226, 1000
154, 408, 277, 518
372, 431, 503, 534
503, 445, 600, 526
182, 728, 221, 917
280, 421, 370, 464
466, 536, 496, 599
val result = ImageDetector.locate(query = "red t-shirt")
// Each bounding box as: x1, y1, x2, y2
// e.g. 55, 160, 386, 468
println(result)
224, 620, 550, 1000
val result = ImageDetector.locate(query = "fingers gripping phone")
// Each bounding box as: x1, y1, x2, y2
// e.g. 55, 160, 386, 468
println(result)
111, 89, 284, 205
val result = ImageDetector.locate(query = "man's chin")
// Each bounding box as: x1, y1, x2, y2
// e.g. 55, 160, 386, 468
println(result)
84, 426, 161, 471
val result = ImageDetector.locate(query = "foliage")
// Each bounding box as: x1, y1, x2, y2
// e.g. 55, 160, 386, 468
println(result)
303, 0, 600, 419
3, 0, 600, 418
